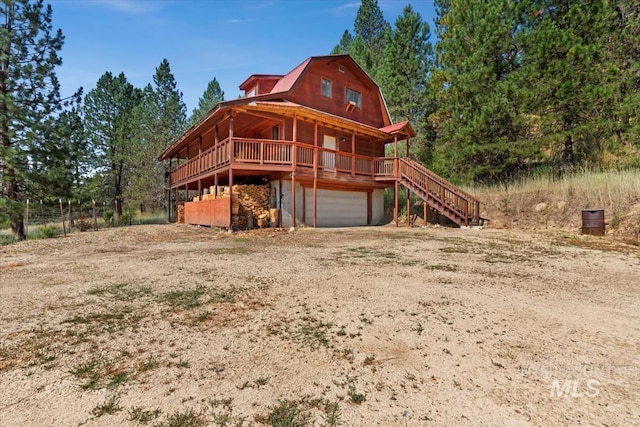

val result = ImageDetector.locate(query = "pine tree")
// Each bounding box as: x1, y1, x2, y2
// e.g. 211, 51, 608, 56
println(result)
29, 99, 86, 201
431, 0, 536, 183
331, 29, 353, 55
0, 0, 75, 240
377, 5, 435, 162
521, 0, 611, 172
603, 0, 640, 165
354, 0, 390, 72
188, 76, 224, 125
83, 72, 142, 215
126, 59, 186, 212
330, 0, 389, 77
152, 59, 186, 141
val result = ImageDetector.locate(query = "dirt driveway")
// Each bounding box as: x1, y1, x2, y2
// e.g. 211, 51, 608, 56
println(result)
1, 224, 639, 426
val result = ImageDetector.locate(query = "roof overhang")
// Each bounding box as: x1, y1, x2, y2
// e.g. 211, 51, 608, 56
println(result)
159, 100, 414, 161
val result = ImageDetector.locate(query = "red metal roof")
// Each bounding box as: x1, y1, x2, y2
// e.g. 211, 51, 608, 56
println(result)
379, 120, 416, 138
238, 74, 283, 91
269, 57, 312, 94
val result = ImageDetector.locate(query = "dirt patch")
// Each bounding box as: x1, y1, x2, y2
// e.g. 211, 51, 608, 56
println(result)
1, 224, 639, 426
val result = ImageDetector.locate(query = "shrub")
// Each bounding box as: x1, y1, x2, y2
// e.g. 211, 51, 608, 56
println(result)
30, 225, 61, 240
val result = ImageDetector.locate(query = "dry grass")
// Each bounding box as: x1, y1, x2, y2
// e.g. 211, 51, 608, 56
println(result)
471, 170, 640, 241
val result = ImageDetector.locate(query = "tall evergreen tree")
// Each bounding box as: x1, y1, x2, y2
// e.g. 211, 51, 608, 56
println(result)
126, 59, 186, 212
604, 0, 640, 164
152, 59, 186, 141
29, 99, 86, 201
330, 29, 354, 55
331, 0, 389, 76
83, 72, 142, 214
431, 0, 536, 183
354, 0, 390, 72
188, 76, 224, 125
520, 0, 611, 171
0, 0, 76, 240
378, 5, 435, 162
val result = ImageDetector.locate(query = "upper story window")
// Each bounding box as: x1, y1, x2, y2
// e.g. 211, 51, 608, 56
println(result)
346, 88, 361, 108
321, 78, 332, 98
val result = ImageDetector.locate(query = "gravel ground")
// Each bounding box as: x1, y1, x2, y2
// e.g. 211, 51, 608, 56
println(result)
1, 224, 639, 426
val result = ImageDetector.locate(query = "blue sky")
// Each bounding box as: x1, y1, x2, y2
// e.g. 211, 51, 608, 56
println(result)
49, 0, 437, 114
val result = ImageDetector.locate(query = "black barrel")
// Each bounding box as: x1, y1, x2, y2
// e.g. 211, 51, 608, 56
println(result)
581, 209, 605, 236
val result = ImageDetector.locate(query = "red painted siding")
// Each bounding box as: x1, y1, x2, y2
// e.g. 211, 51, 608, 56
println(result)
288, 60, 387, 128
185, 199, 231, 227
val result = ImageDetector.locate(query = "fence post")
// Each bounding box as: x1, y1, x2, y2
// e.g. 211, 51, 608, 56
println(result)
59, 199, 66, 237
78, 200, 83, 230
68, 200, 73, 228
40, 200, 46, 227
93, 200, 98, 231
25, 199, 29, 240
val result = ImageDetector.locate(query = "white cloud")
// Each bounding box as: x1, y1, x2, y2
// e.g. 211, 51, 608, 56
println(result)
91, 0, 165, 15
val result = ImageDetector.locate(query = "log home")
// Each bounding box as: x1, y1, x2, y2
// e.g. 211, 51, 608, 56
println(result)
159, 54, 481, 228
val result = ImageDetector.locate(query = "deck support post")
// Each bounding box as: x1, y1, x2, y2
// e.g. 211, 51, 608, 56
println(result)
394, 180, 399, 227
168, 157, 173, 222
291, 173, 296, 228
214, 173, 218, 198
229, 168, 234, 229
423, 202, 427, 226
313, 120, 318, 228
367, 191, 372, 225
407, 188, 411, 226
302, 186, 306, 224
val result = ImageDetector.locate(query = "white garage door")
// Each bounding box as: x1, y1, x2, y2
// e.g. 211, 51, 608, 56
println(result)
304, 189, 367, 227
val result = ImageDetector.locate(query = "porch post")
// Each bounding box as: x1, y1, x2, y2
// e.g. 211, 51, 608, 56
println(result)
292, 113, 297, 170
214, 173, 219, 198
367, 191, 372, 225
313, 120, 318, 228
229, 113, 235, 163
351, 130, 355, 177
394, 135, 398, 158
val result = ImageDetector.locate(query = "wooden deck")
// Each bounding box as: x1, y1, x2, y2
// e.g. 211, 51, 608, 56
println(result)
170, 137, 382, 187
169, 137, 482, 227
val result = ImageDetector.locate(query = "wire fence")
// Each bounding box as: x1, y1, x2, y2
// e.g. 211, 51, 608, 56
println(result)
19, 199, 162, 240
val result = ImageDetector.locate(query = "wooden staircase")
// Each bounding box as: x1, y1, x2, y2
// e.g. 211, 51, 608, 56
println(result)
374, 158, 484, 227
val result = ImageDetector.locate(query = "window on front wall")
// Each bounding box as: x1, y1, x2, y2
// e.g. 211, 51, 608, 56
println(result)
321, 78, 332, 98
346, 88, 361, 108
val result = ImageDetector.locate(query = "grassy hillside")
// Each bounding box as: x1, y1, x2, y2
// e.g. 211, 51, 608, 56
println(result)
471, 170, 640, 243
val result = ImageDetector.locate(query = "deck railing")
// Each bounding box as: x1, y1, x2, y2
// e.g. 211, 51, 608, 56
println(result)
169, 139, 481, 225
373, 157, 480, 225
170, 138, 380, 186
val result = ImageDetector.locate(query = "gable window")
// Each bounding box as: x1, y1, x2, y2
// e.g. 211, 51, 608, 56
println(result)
321, 78, 332, 98
346, 88, 361, 108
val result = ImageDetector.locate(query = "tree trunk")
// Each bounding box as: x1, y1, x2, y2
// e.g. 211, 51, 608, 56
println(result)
1, 5, 25, 241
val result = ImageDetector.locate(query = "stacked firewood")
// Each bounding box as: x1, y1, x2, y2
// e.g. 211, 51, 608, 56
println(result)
231, 185, 271, 229
177, 204, 185, 223
189, 184, 272, 229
